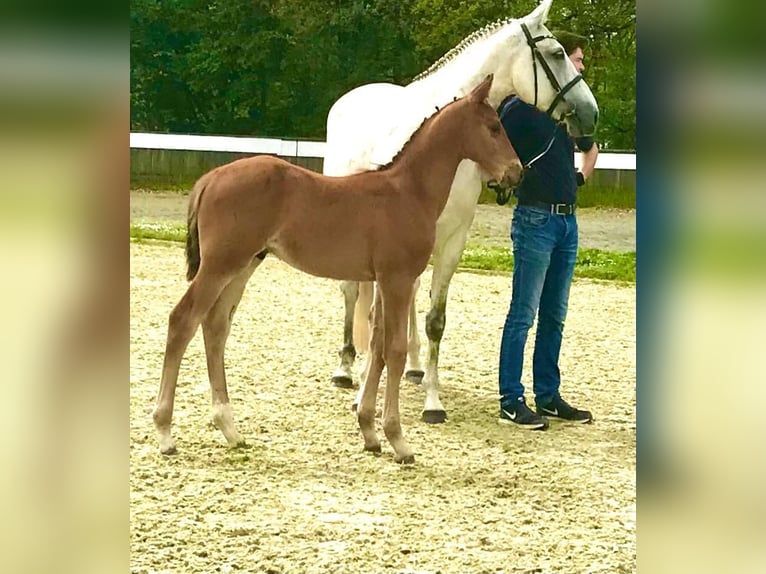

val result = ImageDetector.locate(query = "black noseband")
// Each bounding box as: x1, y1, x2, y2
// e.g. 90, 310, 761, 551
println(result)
520, 23, 583, 117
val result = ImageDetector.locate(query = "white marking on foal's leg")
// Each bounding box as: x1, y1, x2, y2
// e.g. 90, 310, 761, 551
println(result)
212, 403, 247, 447
154, 415, 177, 455
352, 354, 371, 411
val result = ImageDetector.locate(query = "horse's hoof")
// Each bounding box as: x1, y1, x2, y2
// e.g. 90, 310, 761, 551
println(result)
396, 454, 416, 465
364, 443, 382, 456
332, 375, 354, 389
231, 440, 250, 449
160, 445, 177, 456
405, 370, 425, 384
422, 410, 447, 424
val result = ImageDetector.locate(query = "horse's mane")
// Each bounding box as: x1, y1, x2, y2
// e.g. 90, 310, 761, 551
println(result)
374, 115, 432, 172
374, 98, 459, 172
411, 17, 516, 83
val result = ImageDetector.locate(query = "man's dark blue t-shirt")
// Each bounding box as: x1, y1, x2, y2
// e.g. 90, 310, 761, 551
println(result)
498, 95, 594, 205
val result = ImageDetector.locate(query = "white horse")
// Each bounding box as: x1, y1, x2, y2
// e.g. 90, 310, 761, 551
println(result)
324, 0, 599, 422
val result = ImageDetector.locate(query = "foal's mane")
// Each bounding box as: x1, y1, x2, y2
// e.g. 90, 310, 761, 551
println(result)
411, 17, 516, 83
374, 98, 460, 172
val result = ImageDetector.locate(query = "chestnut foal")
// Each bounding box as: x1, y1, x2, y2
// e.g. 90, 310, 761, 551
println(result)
152, 74, 522, 463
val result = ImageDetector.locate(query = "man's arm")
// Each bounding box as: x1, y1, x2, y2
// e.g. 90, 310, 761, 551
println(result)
579, 142, 599, 181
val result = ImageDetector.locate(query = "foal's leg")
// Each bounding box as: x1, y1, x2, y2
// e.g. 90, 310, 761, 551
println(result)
153, 268, 232, 454
405, 275, 424, 383
331, 280, 359, 388
357, 286, 385, 453
201, 258, 261, 447
379, 277, 416, 464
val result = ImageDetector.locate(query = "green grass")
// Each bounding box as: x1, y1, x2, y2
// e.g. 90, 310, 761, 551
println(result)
459, 244, 635, 282
576, 185, 635, 210
477, 184, 635, 210
130, 221, 186, 243
131, 177, 195, 193
130, 221, 635, 283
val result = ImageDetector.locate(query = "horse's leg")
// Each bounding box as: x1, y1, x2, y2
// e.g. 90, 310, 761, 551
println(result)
153, 267, 232, 454
357, 285, 384, 453
405, 275, 424, 383
201, 258, 262, 448
379, 277, 416, 464
331, 280, 359, 388
352, 281, 375, 411
422, 240, 461, 424
422, 167, 482, 424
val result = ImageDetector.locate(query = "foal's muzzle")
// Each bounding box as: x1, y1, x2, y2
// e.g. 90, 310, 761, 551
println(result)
501, 159, 524, 188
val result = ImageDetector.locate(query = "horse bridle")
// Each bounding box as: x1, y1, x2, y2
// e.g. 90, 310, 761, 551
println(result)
521, 22, 583, 118
490, 24, 585, 206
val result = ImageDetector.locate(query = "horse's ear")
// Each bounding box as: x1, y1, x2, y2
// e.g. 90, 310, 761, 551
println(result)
525, 0, 553, 25
469, 74, 493, 102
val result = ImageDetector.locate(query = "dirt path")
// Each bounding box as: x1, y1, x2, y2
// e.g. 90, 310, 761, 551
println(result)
130, 191, 636, 253
130, 242, 636, 574
471, 204, 636, 252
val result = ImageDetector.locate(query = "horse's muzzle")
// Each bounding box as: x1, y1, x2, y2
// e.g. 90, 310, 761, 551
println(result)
568, 105, 599, 138
501, 160, 524, 188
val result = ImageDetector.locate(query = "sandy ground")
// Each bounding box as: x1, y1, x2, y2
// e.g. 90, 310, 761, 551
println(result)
130, 192, 636, 253
130, 236, 636, 573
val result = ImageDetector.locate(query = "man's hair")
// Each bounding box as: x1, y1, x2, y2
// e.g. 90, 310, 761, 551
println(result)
551, 30, 588, 56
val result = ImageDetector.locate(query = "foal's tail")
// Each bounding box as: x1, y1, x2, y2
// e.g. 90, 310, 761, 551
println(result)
185, 173, 211, 281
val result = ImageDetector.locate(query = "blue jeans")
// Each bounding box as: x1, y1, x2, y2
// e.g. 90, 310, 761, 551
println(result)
499, 206, 578, 408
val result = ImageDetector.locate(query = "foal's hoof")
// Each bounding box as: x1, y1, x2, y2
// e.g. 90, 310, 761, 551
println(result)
158, 435, 177, 455
364, 443, 382, 456
332, 375, 354, 389
405, 370, 425, 384
230, 440, 250, 450
396, 454, 416, 465
422, 410, 447, 424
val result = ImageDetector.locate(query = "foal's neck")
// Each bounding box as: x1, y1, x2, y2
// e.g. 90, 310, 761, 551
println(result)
390, 108, 465, 212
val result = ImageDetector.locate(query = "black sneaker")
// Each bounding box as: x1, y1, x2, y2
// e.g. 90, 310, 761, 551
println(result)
499, 398, 549, 430
536, 396, 593, 423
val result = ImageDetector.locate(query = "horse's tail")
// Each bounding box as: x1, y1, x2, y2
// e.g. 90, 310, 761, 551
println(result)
185, 173, 211, 281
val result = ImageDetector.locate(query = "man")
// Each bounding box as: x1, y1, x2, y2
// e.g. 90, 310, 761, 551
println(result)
496, 31, 599, 430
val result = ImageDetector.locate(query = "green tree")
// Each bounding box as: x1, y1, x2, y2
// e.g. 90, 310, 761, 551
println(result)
130, 0, 205, 131
130, 0, 635, 149
183, 0, 289, 135
409, 0, 635, 150
271, 0, 422, 137
553, 0, 635, 149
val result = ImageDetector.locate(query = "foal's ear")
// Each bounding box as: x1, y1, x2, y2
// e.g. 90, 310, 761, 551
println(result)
469, 74, 494, 103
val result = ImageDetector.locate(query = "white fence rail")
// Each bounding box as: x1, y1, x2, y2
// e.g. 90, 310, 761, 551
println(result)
130, 132, 636, 171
